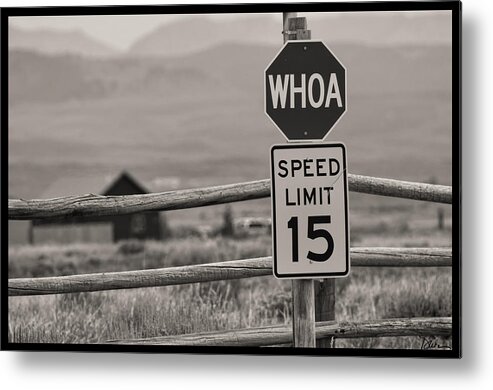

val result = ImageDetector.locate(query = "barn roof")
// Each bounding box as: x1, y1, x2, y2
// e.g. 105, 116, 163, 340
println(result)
40, 171, 149, 199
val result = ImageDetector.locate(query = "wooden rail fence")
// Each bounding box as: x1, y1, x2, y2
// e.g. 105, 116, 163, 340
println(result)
108, 317, 452, 347
8, 248, 451, 297
8, 173, 453, 347
8, 174, 452, 221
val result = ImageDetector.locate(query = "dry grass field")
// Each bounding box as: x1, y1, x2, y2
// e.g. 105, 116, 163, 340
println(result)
8, 223, 452, 349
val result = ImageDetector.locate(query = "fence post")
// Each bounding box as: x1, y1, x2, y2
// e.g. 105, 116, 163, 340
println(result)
282, 12, 316, 348
437, 207, 444, 230
292, 279, 316, 347
314, 279, 336, 347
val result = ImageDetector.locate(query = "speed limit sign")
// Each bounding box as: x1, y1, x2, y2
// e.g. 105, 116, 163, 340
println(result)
270, 143, 350, 279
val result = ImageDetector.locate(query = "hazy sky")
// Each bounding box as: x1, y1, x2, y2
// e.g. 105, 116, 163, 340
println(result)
9, 14, 276, 50
9, 11, 448, 51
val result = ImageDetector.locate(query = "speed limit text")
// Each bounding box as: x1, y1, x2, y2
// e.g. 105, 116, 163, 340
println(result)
276, 158, 340, 206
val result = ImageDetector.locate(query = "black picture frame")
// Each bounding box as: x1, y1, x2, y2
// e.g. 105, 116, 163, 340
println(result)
1, 1, 462, 357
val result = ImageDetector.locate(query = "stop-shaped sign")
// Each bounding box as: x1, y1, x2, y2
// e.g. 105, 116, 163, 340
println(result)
265, 41, 346, 141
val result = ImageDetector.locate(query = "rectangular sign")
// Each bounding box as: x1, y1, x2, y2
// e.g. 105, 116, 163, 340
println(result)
270, 143, 350, 279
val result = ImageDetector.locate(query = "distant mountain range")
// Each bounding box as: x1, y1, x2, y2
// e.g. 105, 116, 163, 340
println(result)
9, 41, 451, 106
8, 40, 452, 190
9, 27, 118, 58
9, 12, 451, 58
127, 16, 280, 57
129, 13, 452, 58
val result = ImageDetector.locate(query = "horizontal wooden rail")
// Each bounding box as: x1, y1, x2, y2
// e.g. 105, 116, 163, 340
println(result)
9, 247, 451, 296
8, 174, 452, 221
107, 317, 452, 346
348, 174, 451, 204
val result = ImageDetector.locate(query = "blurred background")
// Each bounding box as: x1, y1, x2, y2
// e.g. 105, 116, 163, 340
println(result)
7, 10, 453, 348
8, 11, 452, 245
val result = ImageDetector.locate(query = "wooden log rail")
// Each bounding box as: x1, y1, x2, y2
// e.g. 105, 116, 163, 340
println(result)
107, 317, 452, 346
8, 247, 451, 297
8, 174, 452, 221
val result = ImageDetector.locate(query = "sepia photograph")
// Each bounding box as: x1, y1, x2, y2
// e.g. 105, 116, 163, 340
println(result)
2, 1, 461, 357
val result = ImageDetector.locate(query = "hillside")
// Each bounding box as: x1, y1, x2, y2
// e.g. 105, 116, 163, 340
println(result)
8, 12, 451, 60
8, 41, 452, 204
8, 49, 217, 105
9, 26, 118, 58
127, 12, 452, 58
9, 42, 451, 105
127, 16, 280, 58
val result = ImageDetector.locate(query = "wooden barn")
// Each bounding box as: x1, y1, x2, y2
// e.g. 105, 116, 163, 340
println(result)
31, 171, 164, 244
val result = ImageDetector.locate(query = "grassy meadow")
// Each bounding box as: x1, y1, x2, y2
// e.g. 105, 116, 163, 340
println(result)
8, 221, 452, 349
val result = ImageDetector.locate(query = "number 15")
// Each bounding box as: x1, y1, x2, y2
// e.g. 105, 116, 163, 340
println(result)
287, 215, 334, 263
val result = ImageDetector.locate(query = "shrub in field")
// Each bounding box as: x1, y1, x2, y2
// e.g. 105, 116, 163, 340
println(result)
255, 287, 291, 322
117, 239, 145, 255
219, 205, 235, 237
169, 225, 202, 239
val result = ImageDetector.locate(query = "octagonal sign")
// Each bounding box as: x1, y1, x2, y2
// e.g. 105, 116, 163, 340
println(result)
265, 41, 347, 141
